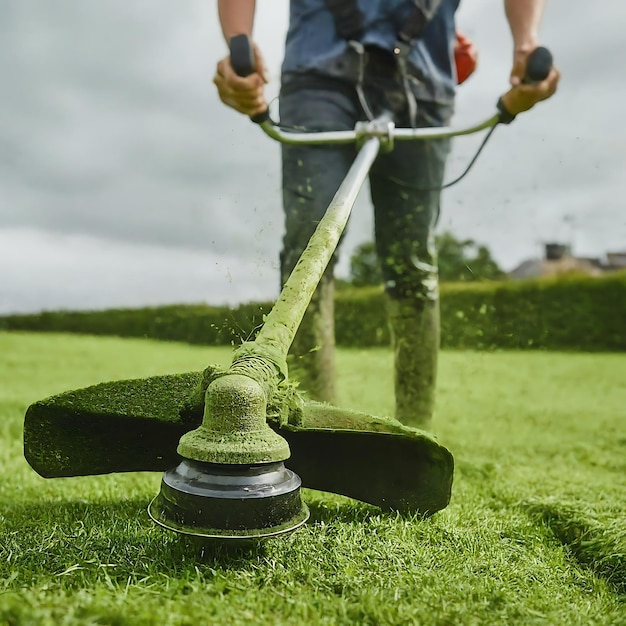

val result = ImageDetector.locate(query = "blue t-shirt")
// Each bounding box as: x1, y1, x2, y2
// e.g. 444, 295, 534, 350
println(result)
282, 0, 460, 104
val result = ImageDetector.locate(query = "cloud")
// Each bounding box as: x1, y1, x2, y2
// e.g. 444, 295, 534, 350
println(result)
0, 228, 278, 314
1, 0, 624, 312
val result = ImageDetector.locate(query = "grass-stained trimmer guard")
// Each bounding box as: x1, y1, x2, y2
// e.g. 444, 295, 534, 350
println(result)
23, 37, 553, 543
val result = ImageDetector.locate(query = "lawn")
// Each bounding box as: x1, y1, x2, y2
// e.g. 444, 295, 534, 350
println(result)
0, 331, 624, 625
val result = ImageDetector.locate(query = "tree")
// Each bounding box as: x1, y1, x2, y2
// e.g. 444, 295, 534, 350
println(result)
436, 231, 504, 282
349, 241, 382, 287
348, 232, 503, 285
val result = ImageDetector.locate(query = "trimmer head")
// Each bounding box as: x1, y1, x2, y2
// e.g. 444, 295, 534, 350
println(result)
144, 369, 309, 541
148, 459, 309, 541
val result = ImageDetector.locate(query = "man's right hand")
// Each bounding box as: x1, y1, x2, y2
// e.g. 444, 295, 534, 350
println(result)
213, 42, 268, 117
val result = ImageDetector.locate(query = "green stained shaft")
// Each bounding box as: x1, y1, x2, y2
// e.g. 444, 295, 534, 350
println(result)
180, 138, 380, 464
255, 137, 381, 359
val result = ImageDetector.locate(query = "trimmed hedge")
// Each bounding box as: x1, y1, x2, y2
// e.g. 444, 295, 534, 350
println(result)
0, 302, 272, 348
439, 272, 626, 351
338, 271, 626, 351
1, 272, 625, 351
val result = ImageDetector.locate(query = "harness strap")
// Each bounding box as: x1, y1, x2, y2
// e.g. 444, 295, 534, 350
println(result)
393, 2, 443, 126
324, 1, 443, 48
398, 3, 431, 44
323, 0, 363, 41
324, 0, 443, 126
348, 41, 376, 120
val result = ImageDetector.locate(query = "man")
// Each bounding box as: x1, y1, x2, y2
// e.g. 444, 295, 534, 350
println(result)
214, 0, 559, 429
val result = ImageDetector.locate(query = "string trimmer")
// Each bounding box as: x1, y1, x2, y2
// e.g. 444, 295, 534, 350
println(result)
23, 38, 553, 543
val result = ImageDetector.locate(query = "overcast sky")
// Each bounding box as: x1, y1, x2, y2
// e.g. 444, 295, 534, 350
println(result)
1, 0, 623, 313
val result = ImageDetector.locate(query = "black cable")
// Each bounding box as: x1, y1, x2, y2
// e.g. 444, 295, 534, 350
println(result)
407, 124, 498, 192
266, 97, 500, 192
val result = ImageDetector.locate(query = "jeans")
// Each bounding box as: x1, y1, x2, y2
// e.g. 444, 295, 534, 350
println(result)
278, 70, 452, 424
279, 75, 451, 301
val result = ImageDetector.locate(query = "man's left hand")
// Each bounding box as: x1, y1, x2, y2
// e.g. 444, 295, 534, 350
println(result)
501, 48, 560, 116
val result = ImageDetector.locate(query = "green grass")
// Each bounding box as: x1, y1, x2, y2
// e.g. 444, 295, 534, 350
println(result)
1, 331, 625, 625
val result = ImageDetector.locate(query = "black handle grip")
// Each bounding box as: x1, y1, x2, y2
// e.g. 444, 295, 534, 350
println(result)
228, 34, 270, 124
523, 46, 553, 84
230, 34, 256, 77
498, 46, 554, 123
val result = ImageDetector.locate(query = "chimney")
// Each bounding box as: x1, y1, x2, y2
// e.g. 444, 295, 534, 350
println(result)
545, 243, 571, 261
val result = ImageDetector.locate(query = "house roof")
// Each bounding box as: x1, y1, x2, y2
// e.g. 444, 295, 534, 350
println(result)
509, 257, 604, 279
606, 252, 626, 268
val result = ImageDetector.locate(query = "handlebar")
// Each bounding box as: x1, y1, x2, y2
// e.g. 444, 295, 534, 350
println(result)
253, 113, 501, 148
228, 34, 553, 146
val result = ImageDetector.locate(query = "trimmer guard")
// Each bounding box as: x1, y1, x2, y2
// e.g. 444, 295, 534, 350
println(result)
24, 371, 453, 517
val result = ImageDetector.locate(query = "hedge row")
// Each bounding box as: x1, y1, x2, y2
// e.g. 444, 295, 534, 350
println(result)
437, 272, 626, 351
335, 271, 626, 350
2, 272, 625, 351
0, 302, 272, 348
